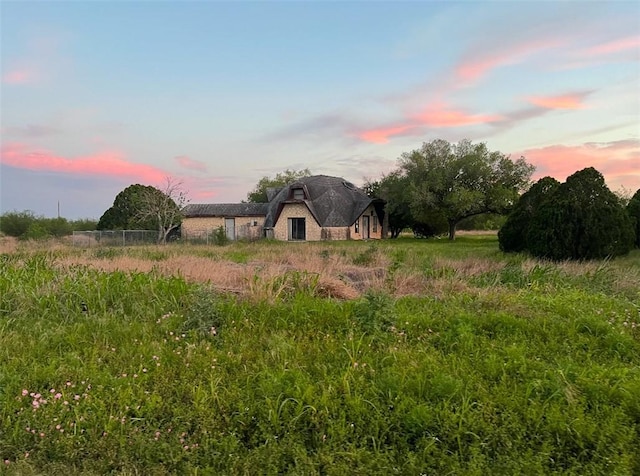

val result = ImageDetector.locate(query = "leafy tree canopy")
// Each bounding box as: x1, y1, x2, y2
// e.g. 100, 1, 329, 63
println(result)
526, 168, 635, 260
498, 176, 561, 253
1, 211, 97, 240
246, 169, 312, 203
97, 184, 164, 230
136, 178, 187, 244
399, 139, 535, 240
365, 172, 416, 238
626, 188, 640, 248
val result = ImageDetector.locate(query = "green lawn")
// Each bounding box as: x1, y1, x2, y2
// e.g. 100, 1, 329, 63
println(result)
1, 236, 639, 474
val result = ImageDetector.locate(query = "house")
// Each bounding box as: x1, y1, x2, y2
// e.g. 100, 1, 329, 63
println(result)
181, 175, 385, 241
180, 203, 268, 241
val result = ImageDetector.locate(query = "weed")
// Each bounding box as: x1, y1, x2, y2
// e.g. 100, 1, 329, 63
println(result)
352, 290, 396, 333
210, 226, 229, 246
180, 286, 225, 337
353, 244, 377, 266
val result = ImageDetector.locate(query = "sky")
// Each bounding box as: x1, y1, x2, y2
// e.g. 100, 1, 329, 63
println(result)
1, 0, 639, 219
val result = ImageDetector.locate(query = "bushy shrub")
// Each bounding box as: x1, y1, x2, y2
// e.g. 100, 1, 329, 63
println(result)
352, 290, 395, 333
41, 217, 72, 237
1, 210, 97, 239
627, 189, 640, 248
526, 168, 634, 260
499, 177, 560, 252
458, 213, 507, 231
23, 222, 50, 240
69, 218, 98, 231
0, 210, 37, 237
211, 226, 229, 246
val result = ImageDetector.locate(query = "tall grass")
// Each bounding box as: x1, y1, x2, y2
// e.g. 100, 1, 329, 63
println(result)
1, 236, 639, 474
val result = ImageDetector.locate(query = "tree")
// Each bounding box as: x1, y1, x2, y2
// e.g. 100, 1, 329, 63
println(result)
626, 188, 640, 248
97, 179, 187, 244
365, 172, 415, 238
97, 184, 160, 230
526, 168, 635, 260
135, 178, 187, 244
0, 210, 37, 237
399, 139, 535, 240
246, 168, 312, 203
498, 176, 561, 252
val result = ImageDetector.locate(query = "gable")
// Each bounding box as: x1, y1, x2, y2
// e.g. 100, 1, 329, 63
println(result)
264, 175, 383, 228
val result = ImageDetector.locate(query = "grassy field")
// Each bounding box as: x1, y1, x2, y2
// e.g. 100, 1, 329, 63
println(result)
1, 234, 639, 474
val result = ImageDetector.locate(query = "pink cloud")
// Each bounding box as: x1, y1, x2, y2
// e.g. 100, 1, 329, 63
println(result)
455, 38, 562, 84
518, 140, 640, 190
175, 155, 208, 172
527, 93, 588, 110
2, 69, 36, 85
414, 104, 503, 127
1, 142, 168, 184
356, 124, 416, 144
587, 36, 640, 56
354, 102, 502, 144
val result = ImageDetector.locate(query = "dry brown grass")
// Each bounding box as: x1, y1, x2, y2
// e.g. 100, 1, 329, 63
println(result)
0, 236, 18, 254
431, 256, 504, 278
9, 237, 638, 302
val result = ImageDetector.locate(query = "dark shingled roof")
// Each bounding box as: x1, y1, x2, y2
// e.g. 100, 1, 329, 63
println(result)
263, 175, 383, 228
183, 203, 269, 217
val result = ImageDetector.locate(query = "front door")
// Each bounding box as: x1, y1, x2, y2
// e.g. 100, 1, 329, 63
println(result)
225, 218, 235, 241
362, 216, 370, 240
288, 217, 306, 241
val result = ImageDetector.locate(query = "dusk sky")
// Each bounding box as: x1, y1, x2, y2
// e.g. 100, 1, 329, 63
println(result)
1, 1, 639, 219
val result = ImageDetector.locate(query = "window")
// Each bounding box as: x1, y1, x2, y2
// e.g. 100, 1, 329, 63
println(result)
292, 188, 304, 200
354, 218, 359, 234
373, 216, 378, 233
288, 218, 306, 240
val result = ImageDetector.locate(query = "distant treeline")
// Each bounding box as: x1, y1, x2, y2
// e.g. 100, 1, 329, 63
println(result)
0, 210, 97, 240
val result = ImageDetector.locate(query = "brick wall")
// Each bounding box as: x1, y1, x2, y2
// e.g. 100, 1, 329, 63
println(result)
321, 227, 350, 240
273, 203, 322, 241
350, 205, 383, 240
182, 216, 265, 240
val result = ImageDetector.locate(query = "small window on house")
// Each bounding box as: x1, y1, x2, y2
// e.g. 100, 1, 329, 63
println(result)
373, 216, 378, 233
292, 188, 304, 200
354, 218, 359, 234
343, 181, 356, 190
288, 218, 306, 240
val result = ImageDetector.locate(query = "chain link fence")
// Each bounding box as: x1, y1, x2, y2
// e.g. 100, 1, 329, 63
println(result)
72, 230, 159, 247
181, 224, 263, 244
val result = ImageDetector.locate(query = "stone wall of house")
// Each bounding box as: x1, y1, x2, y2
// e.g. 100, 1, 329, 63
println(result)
350, 205, 384, 240
182, 216, 265, 240
321, 227, 350, 240
273, 203, 322, 241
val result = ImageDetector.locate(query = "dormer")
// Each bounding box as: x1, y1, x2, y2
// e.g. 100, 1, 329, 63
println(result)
291, 187, 305, 200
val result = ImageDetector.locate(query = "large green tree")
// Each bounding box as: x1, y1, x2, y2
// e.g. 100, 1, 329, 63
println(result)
97, 184, 160, 230
625, 188, 640, 248
246, 168, 312, 203
498, 176, 561, 253
399, 139, 535, 240
526, 168, 635, 260
136, 178, 187, 244
365, 172, 415, 238
97, 180, 186, 243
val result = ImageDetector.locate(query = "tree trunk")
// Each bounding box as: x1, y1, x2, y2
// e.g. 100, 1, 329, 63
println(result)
448, 221, 457, 241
